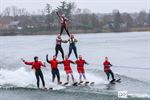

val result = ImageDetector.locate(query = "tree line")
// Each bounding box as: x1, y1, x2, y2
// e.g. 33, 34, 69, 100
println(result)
0, 1, 150, 35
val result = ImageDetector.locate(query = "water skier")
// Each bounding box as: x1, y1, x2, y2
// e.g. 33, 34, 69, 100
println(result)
46, 54, 62, 84
103, 57, 115, 82
21, 56, 46, 89
75, 55, 88, 82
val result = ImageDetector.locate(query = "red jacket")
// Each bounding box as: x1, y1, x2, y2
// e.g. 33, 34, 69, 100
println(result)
24, 61, 44, 70
103, 60, 112, 72
49, 60, 58, 69
62, 60, 74, 71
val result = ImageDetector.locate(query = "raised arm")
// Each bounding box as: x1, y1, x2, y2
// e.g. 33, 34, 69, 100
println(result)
56, 12, 61, 20
46, 54, 50, 63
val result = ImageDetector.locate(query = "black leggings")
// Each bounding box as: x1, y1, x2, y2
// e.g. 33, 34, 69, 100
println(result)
105, 70, 115, 80
55, 45, 64, 60
35, 70, 45, 88
52, 69, 60, 83
68, 44, 78, 59
60, 25, 70, 36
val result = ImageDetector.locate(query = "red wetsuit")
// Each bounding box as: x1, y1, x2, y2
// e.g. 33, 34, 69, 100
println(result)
62, 60, 74, 74
103, 60, 112, 72
76, 59, 86, 73
24, 61, 44, 70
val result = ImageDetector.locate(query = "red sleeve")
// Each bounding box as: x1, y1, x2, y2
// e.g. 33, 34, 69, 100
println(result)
40, 61, 44, 66
24, 62, 33, 65
75, 60, 78, 64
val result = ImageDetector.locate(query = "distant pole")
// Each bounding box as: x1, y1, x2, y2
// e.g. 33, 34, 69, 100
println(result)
0, 0, 2, 15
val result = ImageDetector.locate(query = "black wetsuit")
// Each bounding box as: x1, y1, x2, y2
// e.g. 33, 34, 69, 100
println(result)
60, 24, 70, 36
105, 70, 115, 80
35, 69, 45, 88
51, 69, 60, 82
55, 38, 64, 60
68, 38, 78, 59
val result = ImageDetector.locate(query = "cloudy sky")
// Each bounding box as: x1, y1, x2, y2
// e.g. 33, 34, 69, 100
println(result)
0, 0, 150, 13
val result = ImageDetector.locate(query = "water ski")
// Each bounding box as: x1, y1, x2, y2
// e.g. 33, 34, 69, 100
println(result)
63, 82, 69, 86
78, 81, 84, 85
90, 82, 95, 86
58, 81, 62, 85
49, 87, 53, 90
85, 81, 95, 86
110, 78, 121, 84
72, 82, 78, 86
84, 81, 90, 86
116, 78, 121, 83
78, 81, 95, 86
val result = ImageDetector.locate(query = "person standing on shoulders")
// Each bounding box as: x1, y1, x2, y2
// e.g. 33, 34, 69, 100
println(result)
55, 34, 67, 60
67, 34, 78, 59
56, 12, 70, 36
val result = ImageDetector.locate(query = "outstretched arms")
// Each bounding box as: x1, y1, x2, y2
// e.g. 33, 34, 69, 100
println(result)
85, 61, 89, 65
58, 61, 63, 64
62, 40, 68, 43
21, 58, 33, 65
70, 60, 75, 64
21, 58, 25, 62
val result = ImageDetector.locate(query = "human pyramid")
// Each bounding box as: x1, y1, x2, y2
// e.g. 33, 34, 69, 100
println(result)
46, 12, 89, 86
21, 12, 89, 88
21, 12, 116, 89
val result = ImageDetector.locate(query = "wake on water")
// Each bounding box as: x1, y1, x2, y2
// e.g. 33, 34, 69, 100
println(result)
0, 66, 150, 99
0, 66, 105, 89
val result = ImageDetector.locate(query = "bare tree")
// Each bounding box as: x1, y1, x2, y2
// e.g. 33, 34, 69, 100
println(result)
11, 6, 18, 17
136, 10, 147, 26
3, 7, 11, 16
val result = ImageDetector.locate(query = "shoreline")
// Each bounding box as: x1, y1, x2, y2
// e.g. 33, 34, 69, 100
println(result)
0, 29, 150, 36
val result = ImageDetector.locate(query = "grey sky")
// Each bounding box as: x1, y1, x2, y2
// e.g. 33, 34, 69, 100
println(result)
0, 0, 150, 14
